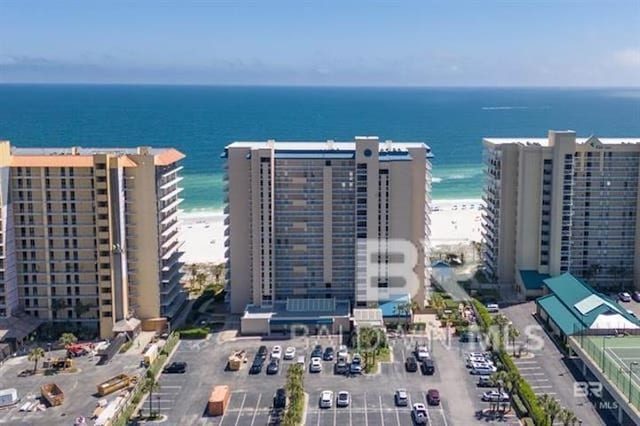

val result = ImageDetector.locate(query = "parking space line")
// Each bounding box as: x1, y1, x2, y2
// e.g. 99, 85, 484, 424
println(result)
349, 396, 353, 426
379, 394, 385, 426
234, 393, 246, 426
364, 392, 369, 426
333, 401, 337, 426
250, 393, 261, 426
441, 403, 449, 426
316, 405, 321, 426
395, 405, 401, 426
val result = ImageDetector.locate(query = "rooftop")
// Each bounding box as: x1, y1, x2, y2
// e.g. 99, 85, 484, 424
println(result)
519, 270, 551, 290
244, 298, 351, 320
226, 137, 431, 153
484, 135, 640, 147
536, 273, 640, 335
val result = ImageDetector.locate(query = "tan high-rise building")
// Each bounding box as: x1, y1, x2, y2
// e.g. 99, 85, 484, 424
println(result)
223, 137, 432, 325
481, 130, 640, 297
0, 141, 186, 338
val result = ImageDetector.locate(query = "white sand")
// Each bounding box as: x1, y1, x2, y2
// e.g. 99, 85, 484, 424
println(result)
179, 198, 484, 264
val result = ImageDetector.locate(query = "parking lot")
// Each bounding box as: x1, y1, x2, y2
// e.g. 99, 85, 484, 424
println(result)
0, 346, 144, 425
150, 329, 526, 425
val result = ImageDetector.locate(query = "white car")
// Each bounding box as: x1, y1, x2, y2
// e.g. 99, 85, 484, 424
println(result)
411, 403, 428, 425
482, 390, 510, 402
336, 391, 350, 407
296, 355, 305, 366
486, 303, 499, 313
466, 356, 489, 367
319, 390, 333, 408
471, 365, 497, 375
395, 389, 408, 406
271, 345, 282, 360
284, 346, 296, 360
337, 345, 348, 359
416, 346, 429, 361
310, 357, 322, 373
466, 351, 490, 359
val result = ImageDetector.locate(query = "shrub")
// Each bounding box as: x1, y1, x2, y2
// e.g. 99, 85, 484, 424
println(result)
119, 341, 133, 353
512, 394, 528, 417
177, 327, 208, 339
471, 299, 493, 328
522, 418, 535, 426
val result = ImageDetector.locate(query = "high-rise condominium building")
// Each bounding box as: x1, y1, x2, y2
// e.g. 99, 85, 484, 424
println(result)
482, 130, 640, 297
223, 137, 432, 324
0, 141, 186, 338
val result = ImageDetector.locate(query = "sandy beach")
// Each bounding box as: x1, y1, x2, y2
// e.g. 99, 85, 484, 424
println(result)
179, 198, 484, 264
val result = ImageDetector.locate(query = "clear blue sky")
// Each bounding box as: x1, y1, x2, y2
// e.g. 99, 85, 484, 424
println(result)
1, 0, 639, 86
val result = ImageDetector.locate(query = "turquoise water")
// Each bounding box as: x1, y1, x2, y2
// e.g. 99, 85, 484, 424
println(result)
1, 85, 639, 210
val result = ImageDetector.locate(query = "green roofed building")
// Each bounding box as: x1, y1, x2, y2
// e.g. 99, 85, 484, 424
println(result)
536, 272, 640, 344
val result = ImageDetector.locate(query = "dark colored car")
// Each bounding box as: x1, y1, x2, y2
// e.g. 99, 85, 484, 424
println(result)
420, 359, 435, 375
460, 332, 480, 343
405, 356, 418, 372
257, 345, 268, 359
427, 389, 440, 406
250, 358, 264, 374
273, 388, 287, 409
632, 291, 640, 303
334, 361, 349, 375
163, 361, 187, 374
323, 347, 334, 361
267, 359, 280, 375
311, 345, 323, 359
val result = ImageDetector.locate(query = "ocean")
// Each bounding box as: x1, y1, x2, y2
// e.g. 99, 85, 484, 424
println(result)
1, 85, 639, 211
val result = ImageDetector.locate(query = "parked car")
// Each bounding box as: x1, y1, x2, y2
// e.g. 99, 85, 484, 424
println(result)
618, 292, 632, 303
632, 291, 640, 303
460, 332, 480, 343
337, 345, 348, 359
323, 347, 334, 361
310, 357, 322, 373
337, 391, 350, 407
415, 345, 430, 361
284, 346, 296, 360
311, 345, 323, 358
250, 358, 264, 374
350, 354, 362, 374
163, 361, 187, 374
271, 345, 282, 360
296, 355, 305, 366
273, 388, 287, 409
334, 360, 349, 375
477, 375, 497, 387
427, 389, 441, 406
420, 359, 435, 375
471, 365, 497, 375
319, 390, 333, 408
405, 356, 418, 372
267, 359, 280, 375
394, 389, 408, 407
466, 356, 490, 367
257, 345, 268, 359
482, 390, 510, 402
486, 303, 500, 313
411, 403, 428, 424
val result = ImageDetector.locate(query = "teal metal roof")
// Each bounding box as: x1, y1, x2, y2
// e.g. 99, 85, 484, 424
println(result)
519, 270, 551, 290
536, 273, 640, 335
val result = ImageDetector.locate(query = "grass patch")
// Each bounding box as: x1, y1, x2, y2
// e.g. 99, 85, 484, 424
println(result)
177, 327, 209, 339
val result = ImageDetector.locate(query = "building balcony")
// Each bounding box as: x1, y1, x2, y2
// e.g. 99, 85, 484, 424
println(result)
160, 186, 184, 202
160, 198, 183, 214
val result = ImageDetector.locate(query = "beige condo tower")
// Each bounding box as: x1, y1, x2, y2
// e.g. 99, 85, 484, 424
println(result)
223, 136, 432, 333
481, 130, 640, 298
0, 141, 186, 338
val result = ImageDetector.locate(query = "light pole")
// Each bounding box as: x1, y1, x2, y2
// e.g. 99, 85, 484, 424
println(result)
601, 336, 613, 370
629, 361, 639, 403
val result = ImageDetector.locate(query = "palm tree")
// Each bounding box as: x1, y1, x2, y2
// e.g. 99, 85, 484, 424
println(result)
59, 332, 78, 349
213, 263, 225, 284
28, 347, 45, 374
501, 371, 520, 415
538, 393, 561, 425
558, 407, 578, 426
195, 272, 207, 292
508, 324, 520, 356
144, 371, 161, 417
492, 314, 510, 350
51, 298, 67, 318
73, 301, 91, 318
490, 370, 509, 413
429, 293, 445, 316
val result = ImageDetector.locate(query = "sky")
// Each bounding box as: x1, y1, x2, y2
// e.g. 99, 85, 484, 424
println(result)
1, 0, 639, 86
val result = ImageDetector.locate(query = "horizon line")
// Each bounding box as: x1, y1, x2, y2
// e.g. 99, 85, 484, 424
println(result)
0, 82, 639, 90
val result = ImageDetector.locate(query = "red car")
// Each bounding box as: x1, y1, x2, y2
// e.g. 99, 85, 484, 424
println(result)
427, 389, 440, 406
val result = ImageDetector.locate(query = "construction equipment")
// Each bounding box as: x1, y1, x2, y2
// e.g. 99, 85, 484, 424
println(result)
41, 383, 64, 407
208, 385, 230, 416
227, 350, 247, 371
42, 357, 73, 371
96, 374, 138, 396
